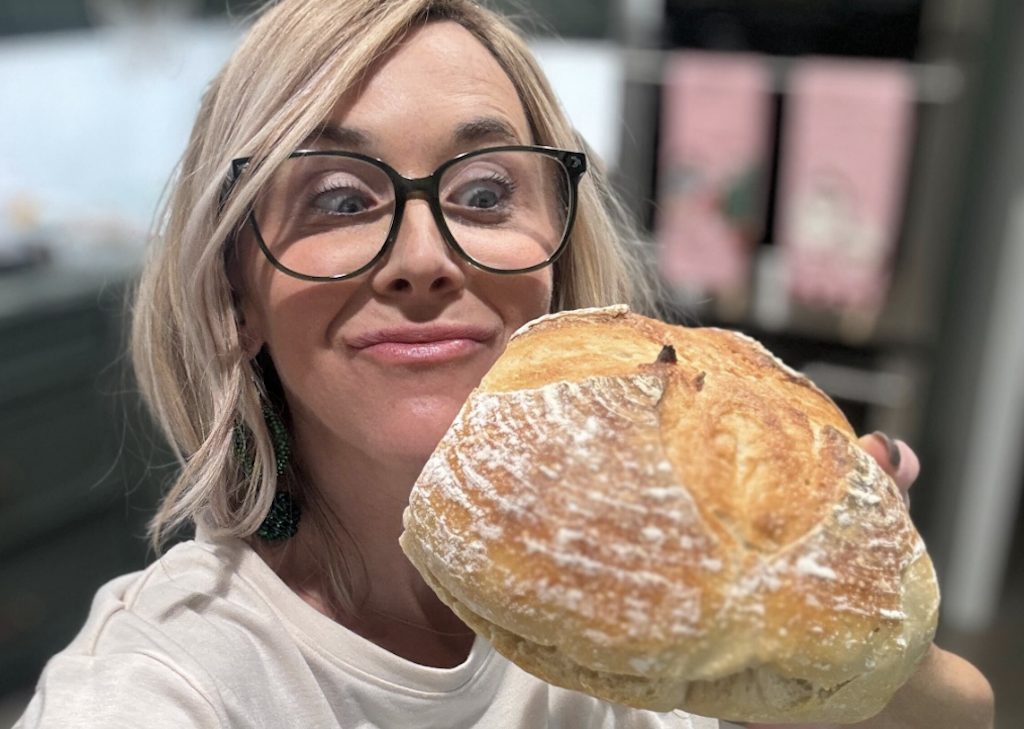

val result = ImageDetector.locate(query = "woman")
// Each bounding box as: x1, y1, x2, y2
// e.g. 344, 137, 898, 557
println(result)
16, 0, 993, 727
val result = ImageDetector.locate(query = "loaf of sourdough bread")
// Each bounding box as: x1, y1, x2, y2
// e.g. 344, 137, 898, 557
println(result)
400, 305, 939, 724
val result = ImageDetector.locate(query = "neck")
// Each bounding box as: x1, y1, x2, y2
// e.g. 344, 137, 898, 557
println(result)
251, 404, 470, 644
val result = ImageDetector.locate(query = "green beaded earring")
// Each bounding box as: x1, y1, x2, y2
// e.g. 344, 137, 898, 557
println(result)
256, 491, 301, 542
233, 405, 300, 541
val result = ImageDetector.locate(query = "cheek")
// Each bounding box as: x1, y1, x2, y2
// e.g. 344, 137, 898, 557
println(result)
255, 272, 363, 378
257, 280, 379, 446
487, 269, 554, 344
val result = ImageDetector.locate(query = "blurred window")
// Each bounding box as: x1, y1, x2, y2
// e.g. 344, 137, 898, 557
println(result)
0, 0, 614, 39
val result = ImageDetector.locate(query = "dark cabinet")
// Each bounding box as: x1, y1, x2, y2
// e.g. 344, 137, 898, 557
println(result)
0, 260, 165, 695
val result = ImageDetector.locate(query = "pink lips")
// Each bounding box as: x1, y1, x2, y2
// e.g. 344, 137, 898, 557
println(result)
347, 323, 494, 364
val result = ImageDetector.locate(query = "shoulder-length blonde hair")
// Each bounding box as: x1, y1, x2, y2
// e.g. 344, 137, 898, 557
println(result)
132, 0, 659, 615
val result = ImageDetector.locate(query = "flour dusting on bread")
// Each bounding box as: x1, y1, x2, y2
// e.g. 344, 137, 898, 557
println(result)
400, 305, 939, 724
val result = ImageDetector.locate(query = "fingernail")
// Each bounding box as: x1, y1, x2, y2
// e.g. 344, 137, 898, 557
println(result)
873, 431, 902, 469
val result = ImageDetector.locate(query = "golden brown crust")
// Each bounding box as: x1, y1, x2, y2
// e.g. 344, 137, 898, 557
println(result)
401, 306, 940, 723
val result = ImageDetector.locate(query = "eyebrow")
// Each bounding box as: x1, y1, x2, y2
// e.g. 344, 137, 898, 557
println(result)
301, 116, 523, 153
302, 122, 375, 150
452, 117, 523, 146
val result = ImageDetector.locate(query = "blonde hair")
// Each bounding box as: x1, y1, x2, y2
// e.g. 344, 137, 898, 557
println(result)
132, 0, 660, 616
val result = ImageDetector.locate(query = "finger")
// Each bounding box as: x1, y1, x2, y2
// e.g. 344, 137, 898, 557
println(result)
891, 439, 920, 493
859, 432, 900, 476
859, 433, 920, 497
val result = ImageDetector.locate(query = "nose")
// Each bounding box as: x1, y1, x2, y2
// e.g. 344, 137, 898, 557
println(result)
370, 198, 466, 300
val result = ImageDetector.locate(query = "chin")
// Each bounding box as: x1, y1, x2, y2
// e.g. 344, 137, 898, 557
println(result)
370, 394, 467, 464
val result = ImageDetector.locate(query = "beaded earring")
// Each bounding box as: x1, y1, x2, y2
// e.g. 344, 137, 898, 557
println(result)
256, 491, 301, 542
233, 405, 301, 541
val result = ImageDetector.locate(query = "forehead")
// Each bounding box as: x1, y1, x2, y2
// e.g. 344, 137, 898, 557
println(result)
319, 21, 533, 162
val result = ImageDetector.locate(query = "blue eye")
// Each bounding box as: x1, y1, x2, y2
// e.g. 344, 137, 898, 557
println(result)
452, 174, 517, 211
464, 186, 500, 209
314, 189, 373, 215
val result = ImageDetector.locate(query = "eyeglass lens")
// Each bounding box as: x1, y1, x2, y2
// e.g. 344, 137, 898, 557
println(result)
252, 150, 571, 277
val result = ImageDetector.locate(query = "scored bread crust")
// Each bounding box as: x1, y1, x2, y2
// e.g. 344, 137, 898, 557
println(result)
400, 305, 940, 724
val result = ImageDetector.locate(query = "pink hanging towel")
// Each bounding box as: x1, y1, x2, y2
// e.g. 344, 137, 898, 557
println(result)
776, 59, 915, 312
656, 52, 772, 295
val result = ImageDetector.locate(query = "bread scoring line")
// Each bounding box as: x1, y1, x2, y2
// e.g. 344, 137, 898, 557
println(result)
510, 304, 631, 341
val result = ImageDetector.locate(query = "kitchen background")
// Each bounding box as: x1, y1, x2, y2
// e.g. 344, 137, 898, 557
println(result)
1, 0, 1022, 725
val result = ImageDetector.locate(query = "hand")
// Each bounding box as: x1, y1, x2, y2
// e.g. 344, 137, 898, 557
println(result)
858, 432, 919, 507
733, 435, 994, 729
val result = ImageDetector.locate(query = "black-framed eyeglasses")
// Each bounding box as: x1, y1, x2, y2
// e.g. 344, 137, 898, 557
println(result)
223, 145, 588, 282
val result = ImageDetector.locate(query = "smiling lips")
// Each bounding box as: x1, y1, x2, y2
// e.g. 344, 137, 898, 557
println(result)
347, 323, 494, 364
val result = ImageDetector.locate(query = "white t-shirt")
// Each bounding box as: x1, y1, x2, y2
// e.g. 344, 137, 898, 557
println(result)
15, 529, 721, 729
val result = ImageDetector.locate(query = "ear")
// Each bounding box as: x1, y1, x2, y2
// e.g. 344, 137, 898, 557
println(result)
233, 290, 266, 361
225, 233, 266, 361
